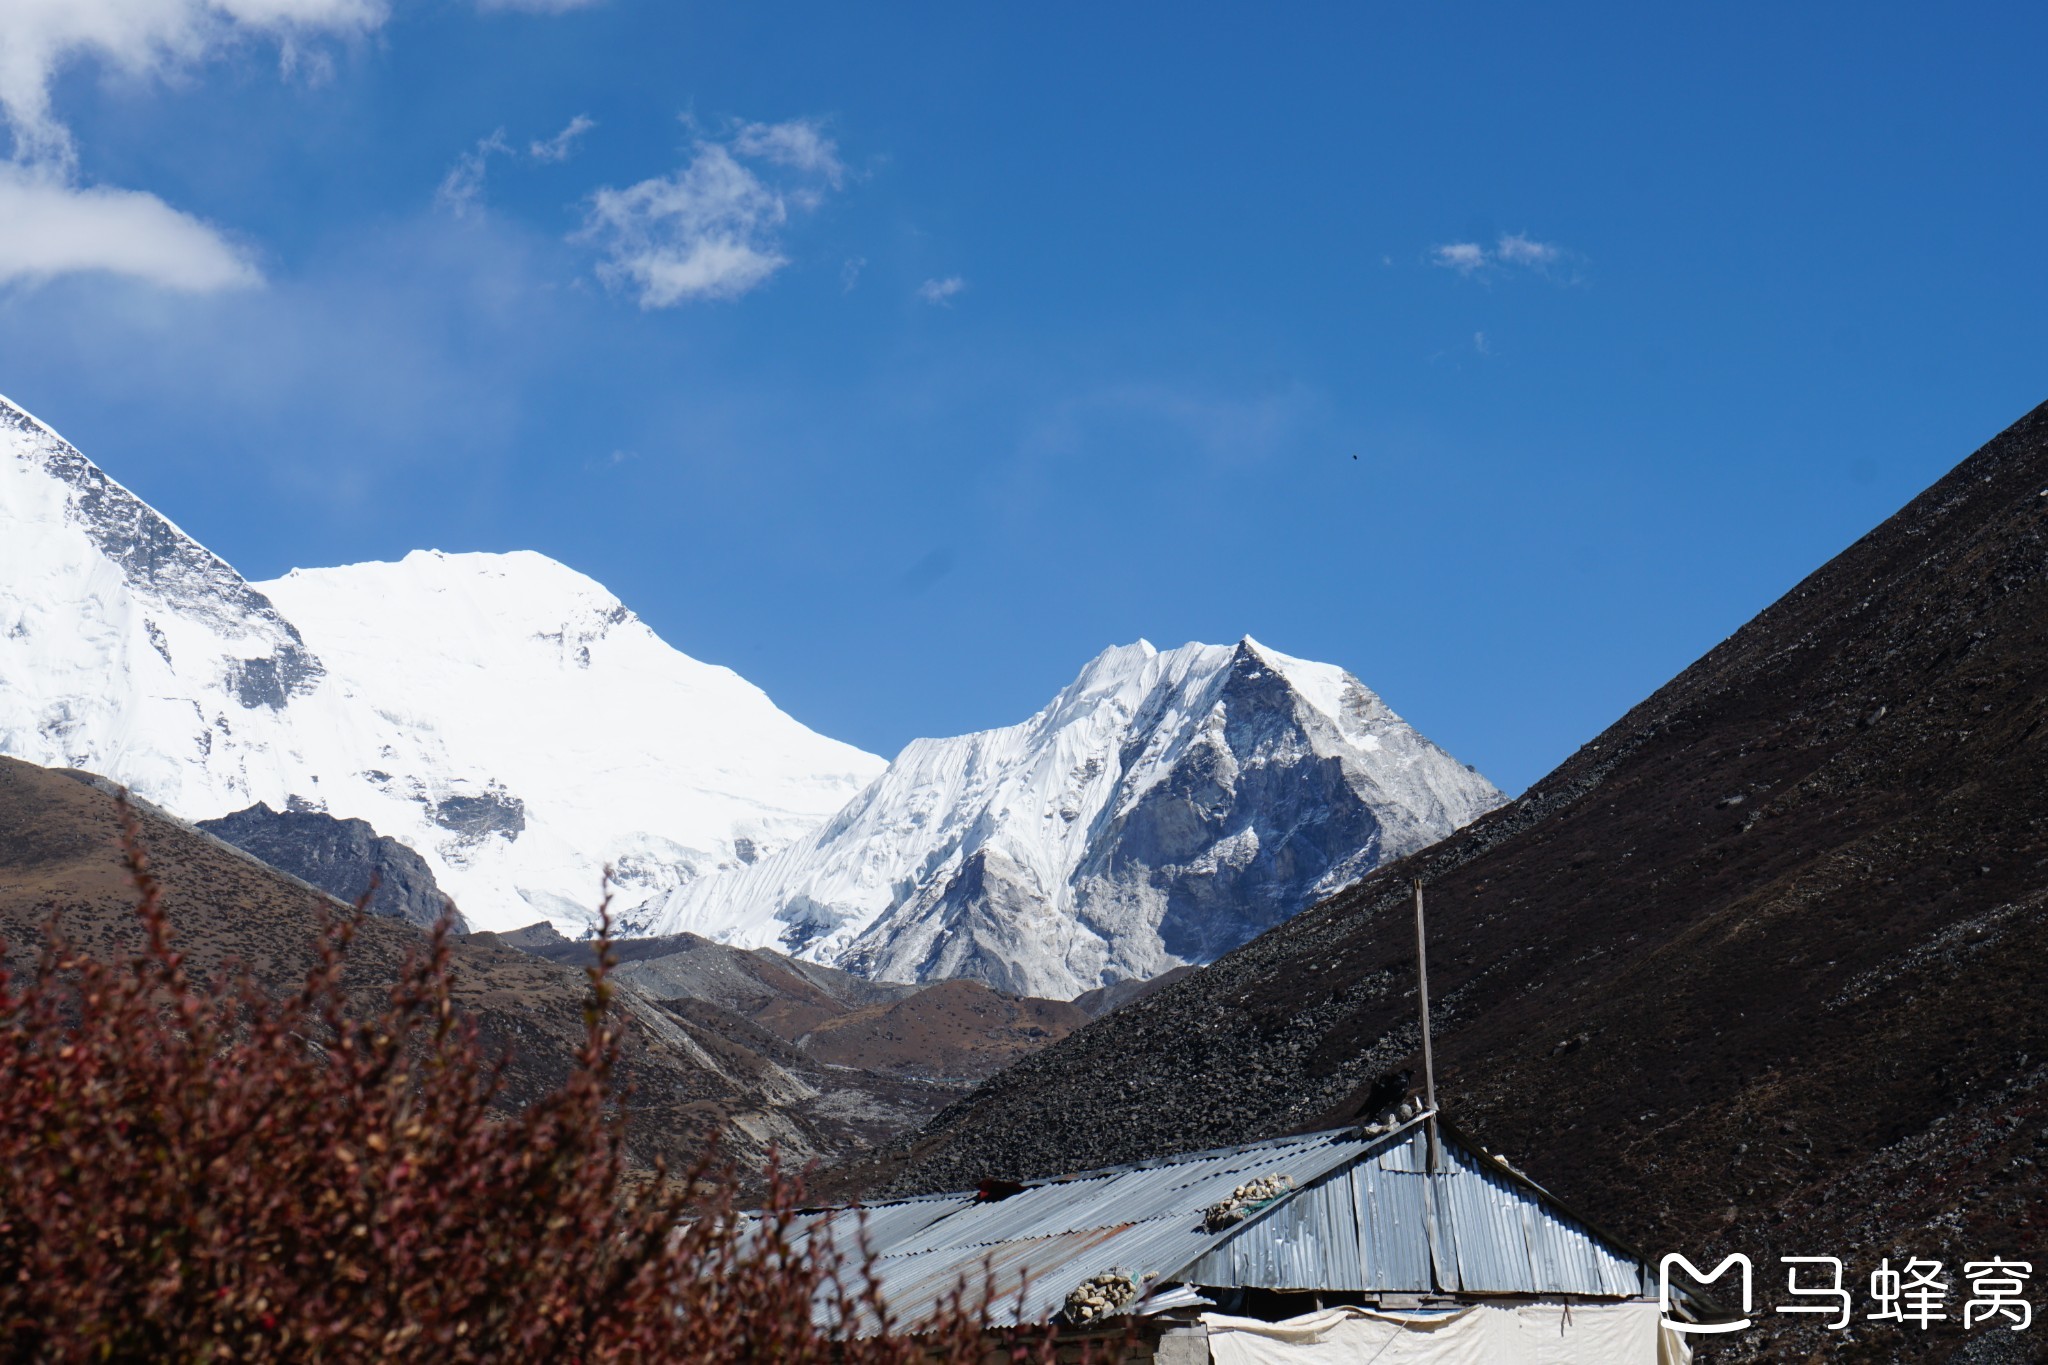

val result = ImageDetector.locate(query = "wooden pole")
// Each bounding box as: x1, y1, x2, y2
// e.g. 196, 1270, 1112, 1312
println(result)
1414, 878, 1442, 1171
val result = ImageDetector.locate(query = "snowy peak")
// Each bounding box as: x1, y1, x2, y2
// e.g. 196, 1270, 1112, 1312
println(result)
645, 637, 1504, 997
1, 394, 334, 817
0, 393, 885, 934
256, 549, 886, 929
1, 393, 324, 716
263, 549, 851, 770
273, 549, 637, 669
3, 396, 261, 624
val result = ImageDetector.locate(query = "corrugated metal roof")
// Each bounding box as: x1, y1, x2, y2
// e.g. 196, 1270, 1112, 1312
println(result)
792, 1127, 1378, 1328
1359, 1129, 1646, 1301
785, 1116, 1655, 1331
787, 1191, 973, 1261
1429, 1137, 1651, 1297
1188, 1125, 1653, 1298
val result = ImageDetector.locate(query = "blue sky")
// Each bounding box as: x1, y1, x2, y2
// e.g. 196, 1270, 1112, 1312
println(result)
2, 2, 2044, 793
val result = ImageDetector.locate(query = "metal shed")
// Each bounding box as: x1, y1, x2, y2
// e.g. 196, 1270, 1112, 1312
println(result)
787, 1111, 1693, 1362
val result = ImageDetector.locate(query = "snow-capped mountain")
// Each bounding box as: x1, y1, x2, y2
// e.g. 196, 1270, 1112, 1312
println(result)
254, 553, 883, 926
644, 638, 1504, 997
0, 393, 883, 932
2, 390, 1502, 990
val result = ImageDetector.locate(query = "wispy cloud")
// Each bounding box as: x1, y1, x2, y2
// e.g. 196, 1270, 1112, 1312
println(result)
1429, 232, 1573, 279
475, 0, 605, 11
0, 162, 261, 291
0, 207, 578, 516
1494, 232, 1559, 267
581, 446, 637, 472
439, 115, 596, 218
916, 276, 966, 305
0, 0, 386, 165
0, 0, 598, 291
529, 114, 596, 163
0, 0, 384, 290
575, 117, 845, 307
1022, 380, 1323, 478
435, 129, 511, 218
1430, 242, 1489, 276
730, 118, 844, 187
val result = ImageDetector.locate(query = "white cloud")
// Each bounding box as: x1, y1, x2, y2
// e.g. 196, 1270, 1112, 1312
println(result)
0, 0, 382, 291
0, 162, 259, 291
441, 116, 595, 218
1495, 232, 1559, 266
1428, 233, 1570, 279
0, 0, 385, 164
916, 276, 965, 305
1430, 242, 1489, 276
529, 113, 595, 162
435, 129, 511, 218
730, 118, 843, 186
576, 120, 844, 308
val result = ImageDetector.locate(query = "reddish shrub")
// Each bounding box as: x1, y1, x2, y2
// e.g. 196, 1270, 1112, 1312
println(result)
0, 802, 1086, 1363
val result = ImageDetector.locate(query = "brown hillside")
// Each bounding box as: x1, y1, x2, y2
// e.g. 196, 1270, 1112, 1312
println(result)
795, 978, 1087, 1081
0, 758, 931, 1175
486, 925, 1080, 1134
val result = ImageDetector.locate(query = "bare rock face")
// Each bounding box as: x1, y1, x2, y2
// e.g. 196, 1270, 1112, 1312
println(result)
650, 637, 1504, 998
198, 802, 462, 932
1073, 644, 1431, 968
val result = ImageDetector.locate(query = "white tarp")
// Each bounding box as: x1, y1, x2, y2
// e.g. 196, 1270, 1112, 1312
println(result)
1201, 1301, 1693, 1365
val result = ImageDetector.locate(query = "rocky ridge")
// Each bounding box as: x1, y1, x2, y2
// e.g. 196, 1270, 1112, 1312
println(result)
647, 637, 1503, 997
198, 802, 462, 932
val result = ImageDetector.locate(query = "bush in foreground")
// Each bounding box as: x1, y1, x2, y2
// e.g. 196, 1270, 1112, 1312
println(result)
0, 804, 1072, 1363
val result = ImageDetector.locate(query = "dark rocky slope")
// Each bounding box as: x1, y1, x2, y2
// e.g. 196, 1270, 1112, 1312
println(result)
849, 400, 2048, 1362
198, 801, 462, 931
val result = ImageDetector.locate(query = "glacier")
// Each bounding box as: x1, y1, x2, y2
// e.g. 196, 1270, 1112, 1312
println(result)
0, 393, 884, 932
642, 638, 1505, 997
